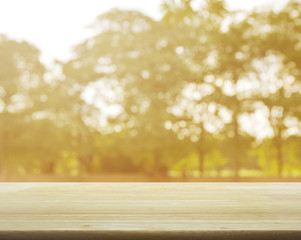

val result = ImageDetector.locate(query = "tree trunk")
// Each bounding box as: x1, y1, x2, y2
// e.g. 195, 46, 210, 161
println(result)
274, 136, 283, 177
44, 161, 55, 174
153, 151, 160, 176
233, 115, 240, 179
153, 150, 166, 177
234, 155, 240, 180
198, 122, 205, 177
198, 150, 204, 176
1, 131, 8, 182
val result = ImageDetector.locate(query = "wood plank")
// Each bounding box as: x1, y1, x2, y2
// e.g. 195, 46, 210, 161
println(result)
0, 183, 301, 239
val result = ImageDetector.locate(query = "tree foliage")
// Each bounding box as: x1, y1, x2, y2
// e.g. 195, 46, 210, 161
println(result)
1, 0, 301, 179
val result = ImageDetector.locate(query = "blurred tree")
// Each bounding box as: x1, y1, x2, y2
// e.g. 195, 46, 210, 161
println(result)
0, 35, 45, 180
247, 0, 301, 176
48, 63, 101, 174
203, 10, 258, 178
1, 0, 301, 180
160, 0, 231, 176
64, 9, 195, 176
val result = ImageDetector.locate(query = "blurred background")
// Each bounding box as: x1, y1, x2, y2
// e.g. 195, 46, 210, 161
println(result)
0, 0, 301, 182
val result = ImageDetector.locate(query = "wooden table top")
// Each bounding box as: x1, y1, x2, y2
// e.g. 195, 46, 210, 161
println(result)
0, 183, 301, 239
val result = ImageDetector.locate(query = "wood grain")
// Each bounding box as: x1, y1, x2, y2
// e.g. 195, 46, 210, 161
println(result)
0, 183, 300, 239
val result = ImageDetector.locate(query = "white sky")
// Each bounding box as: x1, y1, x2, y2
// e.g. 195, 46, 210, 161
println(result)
0, 0, 289, 64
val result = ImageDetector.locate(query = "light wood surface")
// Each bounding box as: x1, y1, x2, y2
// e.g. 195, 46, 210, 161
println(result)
0, 183, 301, 238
